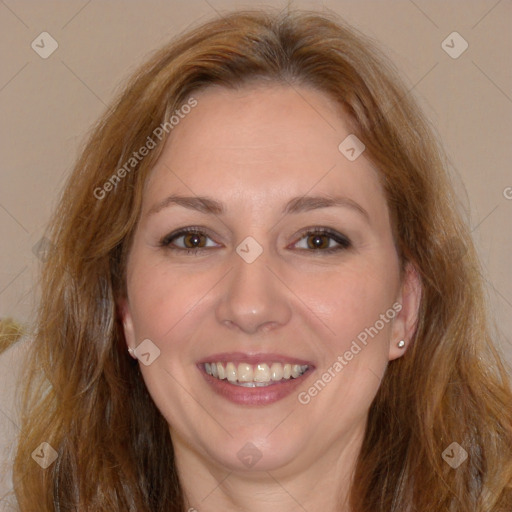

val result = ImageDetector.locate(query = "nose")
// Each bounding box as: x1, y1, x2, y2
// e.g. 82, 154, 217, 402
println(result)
215, 249, 292, 335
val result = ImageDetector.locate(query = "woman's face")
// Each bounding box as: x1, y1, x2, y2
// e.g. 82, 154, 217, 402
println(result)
120, 83, 419, 476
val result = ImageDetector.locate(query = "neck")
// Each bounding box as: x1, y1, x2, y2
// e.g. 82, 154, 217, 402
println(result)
174, 427, 364, 512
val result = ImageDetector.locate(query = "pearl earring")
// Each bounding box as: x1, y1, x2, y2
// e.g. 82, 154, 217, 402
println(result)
397, 340, 406, 348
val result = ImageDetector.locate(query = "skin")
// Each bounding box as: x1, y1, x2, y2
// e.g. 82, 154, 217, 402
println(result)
120, 83, 421, 512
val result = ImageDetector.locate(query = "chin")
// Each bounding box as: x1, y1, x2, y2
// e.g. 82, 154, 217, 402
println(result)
199, 429, 307, 473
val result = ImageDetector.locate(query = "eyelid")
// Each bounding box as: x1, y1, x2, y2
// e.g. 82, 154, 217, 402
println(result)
159, 225, 352, 253
159, 226, 220, 248
290, 226, 352, 251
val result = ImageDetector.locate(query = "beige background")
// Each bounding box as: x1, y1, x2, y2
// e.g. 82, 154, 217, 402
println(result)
1, 0, 511, 369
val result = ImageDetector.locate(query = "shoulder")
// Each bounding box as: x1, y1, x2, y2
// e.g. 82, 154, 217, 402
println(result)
0, 336, 32, 510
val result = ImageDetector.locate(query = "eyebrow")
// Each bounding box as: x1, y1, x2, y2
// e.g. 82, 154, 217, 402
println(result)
148, 194, 370, 223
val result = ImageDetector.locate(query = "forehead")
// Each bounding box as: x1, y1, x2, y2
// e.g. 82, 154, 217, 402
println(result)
143, 83, 387, 222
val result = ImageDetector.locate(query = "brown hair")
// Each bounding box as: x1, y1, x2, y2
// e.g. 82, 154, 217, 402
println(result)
11, 8, 512, 511
0, 318, 24, 354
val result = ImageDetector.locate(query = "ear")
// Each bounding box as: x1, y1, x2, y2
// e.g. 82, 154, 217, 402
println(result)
388, 262, 422, 361
117, 297, 138, 359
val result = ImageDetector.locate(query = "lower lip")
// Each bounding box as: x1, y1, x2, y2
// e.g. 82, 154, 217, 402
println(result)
199, 367, 312, 406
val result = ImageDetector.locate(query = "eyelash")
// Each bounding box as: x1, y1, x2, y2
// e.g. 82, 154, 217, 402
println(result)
159, 226, 352, 255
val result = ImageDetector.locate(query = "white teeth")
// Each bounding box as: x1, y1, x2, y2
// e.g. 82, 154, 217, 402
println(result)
238, 363, 253, 382
253, 363, 270, 382
217, 362, 226, 380
226, 362, 237, 383
203, 361, 309, 385
291, 364, 302, 378
270, 363, 283, 381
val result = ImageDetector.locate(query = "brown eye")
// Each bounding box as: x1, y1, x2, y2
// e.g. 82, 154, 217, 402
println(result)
293, 228, 352, 253
160, 228, 219, 252
182, 232, 207, 249
306, 233, 330, 249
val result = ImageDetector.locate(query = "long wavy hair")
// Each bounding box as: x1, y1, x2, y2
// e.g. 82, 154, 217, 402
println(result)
11, 8, 512, 511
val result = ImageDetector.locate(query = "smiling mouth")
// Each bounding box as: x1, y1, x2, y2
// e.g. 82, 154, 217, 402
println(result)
203, 361, 309, 387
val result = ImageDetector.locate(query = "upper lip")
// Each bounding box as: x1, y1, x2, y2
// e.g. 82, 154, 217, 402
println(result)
198, 352, 314, 367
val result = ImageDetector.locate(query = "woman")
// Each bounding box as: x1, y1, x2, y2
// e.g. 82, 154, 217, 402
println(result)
4, 8, 512, 512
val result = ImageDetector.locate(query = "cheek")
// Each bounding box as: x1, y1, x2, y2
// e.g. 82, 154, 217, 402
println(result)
300, 265, 398, 411
293, 261, 398, 354
127, 260, 205, 339
125, 262, 210, 428
125, 258, 228, 377
294, 268, 397, 420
